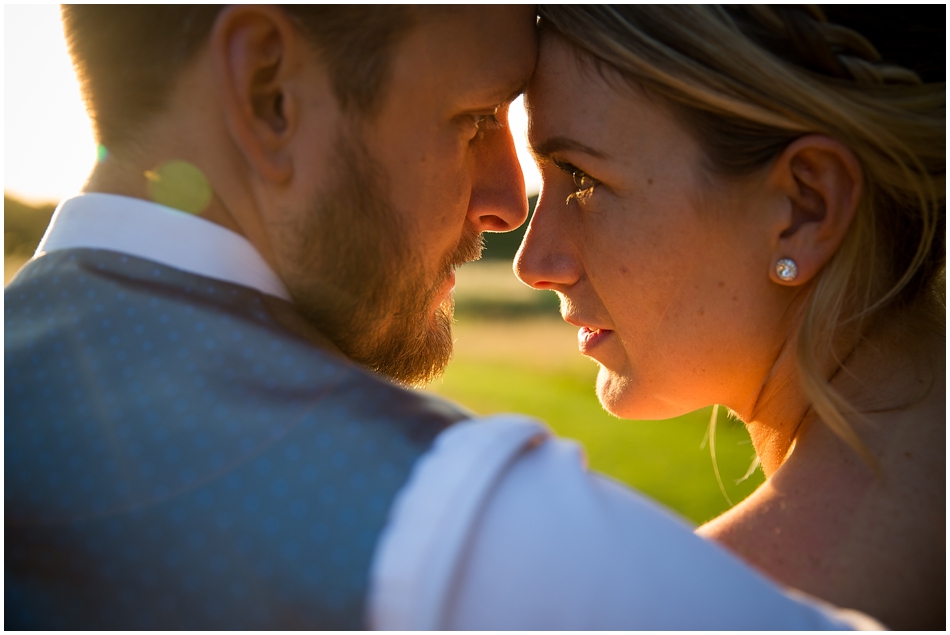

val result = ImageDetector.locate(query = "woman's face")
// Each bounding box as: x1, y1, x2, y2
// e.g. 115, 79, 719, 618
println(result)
516, 35, 791, 420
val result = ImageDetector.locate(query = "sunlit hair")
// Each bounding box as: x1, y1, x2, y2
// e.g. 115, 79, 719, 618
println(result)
540, 5, 945, 462
61, 5, 420, 151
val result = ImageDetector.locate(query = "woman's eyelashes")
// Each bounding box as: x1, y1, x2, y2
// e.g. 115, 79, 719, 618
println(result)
553, 159, 600, 204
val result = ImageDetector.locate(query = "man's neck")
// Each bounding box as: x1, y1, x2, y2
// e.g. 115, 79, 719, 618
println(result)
85, 152, 242, 233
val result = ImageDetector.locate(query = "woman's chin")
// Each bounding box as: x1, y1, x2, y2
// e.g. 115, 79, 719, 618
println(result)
594, 366, 685, 421
595, 366, 638, 417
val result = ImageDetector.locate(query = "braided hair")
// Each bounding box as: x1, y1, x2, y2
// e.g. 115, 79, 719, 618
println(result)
736, 6, 925, 86
538, 5, 945, 462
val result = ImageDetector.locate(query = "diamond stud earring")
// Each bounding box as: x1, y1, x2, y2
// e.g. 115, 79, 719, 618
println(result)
775, 258, 798, 282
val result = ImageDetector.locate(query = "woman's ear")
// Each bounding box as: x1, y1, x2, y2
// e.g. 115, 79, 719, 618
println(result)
210, 6, 305, 185
765, 135, 863, 286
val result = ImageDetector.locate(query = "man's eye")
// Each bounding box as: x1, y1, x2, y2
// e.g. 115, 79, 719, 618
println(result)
472, 112, 501, 141
466, 111, 502, 144
473, 113, 501, 130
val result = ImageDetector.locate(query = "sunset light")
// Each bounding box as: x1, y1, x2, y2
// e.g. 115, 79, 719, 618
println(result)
3, 6, 541, 206
5, 5, 98, 205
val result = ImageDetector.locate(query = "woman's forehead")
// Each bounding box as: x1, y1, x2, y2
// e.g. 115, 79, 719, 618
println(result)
526, 37, 690, 167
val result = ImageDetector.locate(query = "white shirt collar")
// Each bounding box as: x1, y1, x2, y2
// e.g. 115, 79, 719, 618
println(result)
35, 193, 292, 301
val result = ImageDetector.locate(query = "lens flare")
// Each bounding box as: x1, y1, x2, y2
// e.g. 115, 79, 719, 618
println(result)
144, 160, 213, 215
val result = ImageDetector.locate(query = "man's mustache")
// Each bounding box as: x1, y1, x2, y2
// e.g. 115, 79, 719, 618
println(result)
428, 226, 484, 297
448, 226, 485, 270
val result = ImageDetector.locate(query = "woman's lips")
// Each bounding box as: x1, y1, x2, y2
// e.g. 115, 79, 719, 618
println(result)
577, 326, 613, 355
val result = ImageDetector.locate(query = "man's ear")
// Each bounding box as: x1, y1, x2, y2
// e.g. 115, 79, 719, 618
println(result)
211, 5, 304, 184
765, 135, 863, 286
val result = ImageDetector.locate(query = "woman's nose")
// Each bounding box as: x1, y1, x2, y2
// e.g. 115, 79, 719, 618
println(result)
514, 186, 583, 290
466, 119, 530, 233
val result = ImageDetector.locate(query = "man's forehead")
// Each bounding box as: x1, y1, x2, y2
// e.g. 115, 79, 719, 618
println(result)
400, 6, 537, 107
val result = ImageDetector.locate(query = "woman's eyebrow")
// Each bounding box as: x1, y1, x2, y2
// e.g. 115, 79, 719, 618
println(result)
531, 135, 610, 161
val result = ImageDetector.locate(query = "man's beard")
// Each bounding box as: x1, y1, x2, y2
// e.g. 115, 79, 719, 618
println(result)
278, 128, 483, 386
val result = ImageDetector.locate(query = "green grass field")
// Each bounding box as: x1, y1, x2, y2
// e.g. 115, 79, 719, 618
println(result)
423, 261, 765, 526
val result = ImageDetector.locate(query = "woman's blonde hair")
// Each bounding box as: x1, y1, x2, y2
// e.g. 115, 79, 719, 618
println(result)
539, 5, 945, 462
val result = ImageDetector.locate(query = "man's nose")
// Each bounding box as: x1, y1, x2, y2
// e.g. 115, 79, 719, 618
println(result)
466, 123, 530, 233
514, 186, 583, 290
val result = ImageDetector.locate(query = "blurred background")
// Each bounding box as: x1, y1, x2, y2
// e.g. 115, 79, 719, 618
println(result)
5, 5, 763, 525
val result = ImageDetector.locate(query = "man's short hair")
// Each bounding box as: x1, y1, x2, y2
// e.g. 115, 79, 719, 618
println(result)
61, 5, 419, 150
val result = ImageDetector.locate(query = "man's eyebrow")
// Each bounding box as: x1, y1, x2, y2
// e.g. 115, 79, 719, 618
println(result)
531, 136, 609, 161
478, 79, 529, 106
502, 80, 529, 104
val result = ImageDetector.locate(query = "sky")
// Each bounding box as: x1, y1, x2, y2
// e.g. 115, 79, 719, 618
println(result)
3, 5, 542, 205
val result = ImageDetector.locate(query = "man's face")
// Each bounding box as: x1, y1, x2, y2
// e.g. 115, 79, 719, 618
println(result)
276, 6, 537, 385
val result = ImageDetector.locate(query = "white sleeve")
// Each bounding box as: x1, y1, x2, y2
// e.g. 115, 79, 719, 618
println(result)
367, 416, 882, 630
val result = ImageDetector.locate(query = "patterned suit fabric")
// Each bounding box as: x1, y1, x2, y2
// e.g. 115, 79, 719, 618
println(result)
5, 248, 467, 629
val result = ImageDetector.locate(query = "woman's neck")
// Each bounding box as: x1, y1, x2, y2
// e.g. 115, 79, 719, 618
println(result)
700, 297, 946, 628
738, 291, 941, 476
738, 322, 860, 478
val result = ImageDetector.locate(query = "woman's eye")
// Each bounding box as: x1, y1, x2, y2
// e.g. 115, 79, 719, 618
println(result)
554, 159, 599, 202
571, 170, 596, 192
